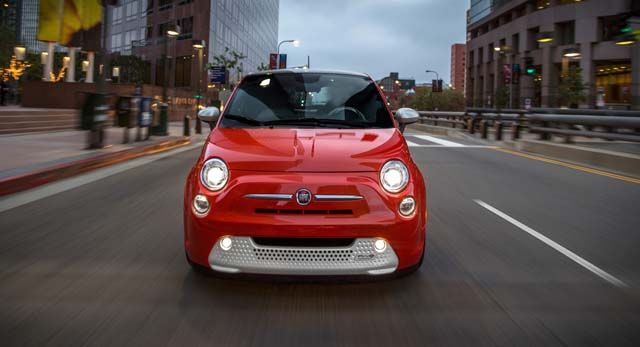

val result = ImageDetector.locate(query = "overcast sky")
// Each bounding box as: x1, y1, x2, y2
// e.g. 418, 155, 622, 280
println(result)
278, 0, 468, 84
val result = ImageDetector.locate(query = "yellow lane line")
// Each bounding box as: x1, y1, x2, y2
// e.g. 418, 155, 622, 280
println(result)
493, 147, 640, 185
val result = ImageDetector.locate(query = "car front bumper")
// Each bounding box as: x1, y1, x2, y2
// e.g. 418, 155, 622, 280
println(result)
208, 236, 399, 276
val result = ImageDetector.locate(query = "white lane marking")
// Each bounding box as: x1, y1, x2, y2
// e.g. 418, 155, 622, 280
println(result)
474, 199, 628, 288
406, 140, 423, 147
408, 145, 497, 149
412, 135, 466, 147
0, 142, 204, 213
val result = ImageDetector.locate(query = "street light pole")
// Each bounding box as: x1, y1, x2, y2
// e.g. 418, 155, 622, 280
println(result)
276, 39, 300, 69
426, 69, 440, 111
156, 24, 180, 136
192, 39, 205, 134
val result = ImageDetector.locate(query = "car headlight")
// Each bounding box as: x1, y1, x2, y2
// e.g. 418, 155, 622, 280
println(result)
200, 158, 229, 191
380, 160, 409, 193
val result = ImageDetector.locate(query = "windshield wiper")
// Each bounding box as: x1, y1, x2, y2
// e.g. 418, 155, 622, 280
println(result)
223, 114, 267, 126
263, 118, 367, 128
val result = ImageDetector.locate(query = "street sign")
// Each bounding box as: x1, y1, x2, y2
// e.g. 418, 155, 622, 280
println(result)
208, 66, 226, 84
503, 64, 512, 84
279, 54, 287, 69
269, 53, 278, 69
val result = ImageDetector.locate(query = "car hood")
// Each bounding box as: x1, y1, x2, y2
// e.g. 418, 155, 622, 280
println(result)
204, 128, 408, 172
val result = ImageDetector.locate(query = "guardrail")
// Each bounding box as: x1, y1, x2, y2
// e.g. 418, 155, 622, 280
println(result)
411, 108, 640, 143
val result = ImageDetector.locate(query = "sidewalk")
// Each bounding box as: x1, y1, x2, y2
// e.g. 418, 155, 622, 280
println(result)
0, 122, 209, 196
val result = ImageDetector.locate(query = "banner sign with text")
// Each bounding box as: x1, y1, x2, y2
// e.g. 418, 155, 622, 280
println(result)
503, 64, 512, 84
269, 53, 278, 69
208, 66, 226, 84
279, 54, 287, 69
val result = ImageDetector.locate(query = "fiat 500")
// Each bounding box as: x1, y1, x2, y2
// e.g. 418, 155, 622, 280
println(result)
184, 69, 427, 276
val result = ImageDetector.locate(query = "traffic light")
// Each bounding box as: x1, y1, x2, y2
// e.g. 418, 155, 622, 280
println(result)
524, 57, 536, 75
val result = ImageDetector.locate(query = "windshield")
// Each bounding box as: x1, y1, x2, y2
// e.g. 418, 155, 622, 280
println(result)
220, 73, 394, 129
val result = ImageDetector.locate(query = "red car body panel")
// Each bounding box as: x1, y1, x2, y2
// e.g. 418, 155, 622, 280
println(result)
184, 73, 427, 274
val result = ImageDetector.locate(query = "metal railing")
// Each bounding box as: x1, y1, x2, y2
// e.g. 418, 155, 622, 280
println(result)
411, 108, 640, 143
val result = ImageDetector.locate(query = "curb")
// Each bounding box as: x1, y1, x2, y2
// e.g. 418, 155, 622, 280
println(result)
0, 137, 192, 197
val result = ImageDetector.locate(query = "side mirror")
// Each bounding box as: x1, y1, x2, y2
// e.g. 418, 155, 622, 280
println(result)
394, 108, 420, 133
198, 107, 221, 128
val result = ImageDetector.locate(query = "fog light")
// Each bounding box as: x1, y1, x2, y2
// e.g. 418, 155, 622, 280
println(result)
374, 239, 387, 253
399, 196, 416, 217
193, 194, 210, 215
220, 237, 233, 251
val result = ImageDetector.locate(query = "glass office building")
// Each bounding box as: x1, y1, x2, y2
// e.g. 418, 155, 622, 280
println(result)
210, 0, 279, 73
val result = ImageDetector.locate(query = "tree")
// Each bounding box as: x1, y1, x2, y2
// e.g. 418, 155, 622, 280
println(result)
494, 86, 510, 109
557, 66, 586, 108
110, 55, 149, 84
257, 62, 269, 71
209, 47, 246, 86
0, 25, 17, 68
409, 88, 466, 112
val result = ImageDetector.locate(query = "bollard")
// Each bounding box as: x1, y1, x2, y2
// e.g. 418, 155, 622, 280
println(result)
123, 125, 130, 144
468, 118, 476, 134
512, 124, 521, 141
480, 121, 488, 139
494, 121, 503, 141
539, 122, 551, 141
184, 115, 191, 137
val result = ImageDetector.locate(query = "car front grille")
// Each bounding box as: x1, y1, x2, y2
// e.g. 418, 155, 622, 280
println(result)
208, 237, 399, 276
255, 208, 353, 215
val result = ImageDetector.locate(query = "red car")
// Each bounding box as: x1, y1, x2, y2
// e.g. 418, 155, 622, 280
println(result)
184, 69, 427, 277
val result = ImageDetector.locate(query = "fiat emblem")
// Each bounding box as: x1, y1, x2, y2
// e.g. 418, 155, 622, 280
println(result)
295, 189, 312, 206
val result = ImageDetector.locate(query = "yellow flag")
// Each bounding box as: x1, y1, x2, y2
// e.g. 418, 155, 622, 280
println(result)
37, 0, 102, 45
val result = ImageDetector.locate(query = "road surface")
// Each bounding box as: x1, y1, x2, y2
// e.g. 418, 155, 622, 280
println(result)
1, 134, 639, 346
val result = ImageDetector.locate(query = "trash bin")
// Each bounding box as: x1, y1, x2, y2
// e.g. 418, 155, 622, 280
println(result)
116, 96, 133, 128
136, 97, 153, 141
80, 92, 107, 130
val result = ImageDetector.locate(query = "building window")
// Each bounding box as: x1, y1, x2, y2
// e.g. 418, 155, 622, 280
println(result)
178, 0, 193, 5
175, 55, 192, 87
126, 1, 138, 20
512, 33, 520, 53
159, 0, 172, 11
144, 0, 154, 14
556, 21, 575, 45
112, 6, 123, 24
177, 17, 193, 40
155, 58, 171, 86
145, 25, 153, 39
111, 33, 122, 51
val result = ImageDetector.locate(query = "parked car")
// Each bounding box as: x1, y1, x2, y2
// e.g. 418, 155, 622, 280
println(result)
184, 69, 427, 277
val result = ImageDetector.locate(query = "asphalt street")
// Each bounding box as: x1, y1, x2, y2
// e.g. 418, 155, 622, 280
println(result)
1, 133, 639, 346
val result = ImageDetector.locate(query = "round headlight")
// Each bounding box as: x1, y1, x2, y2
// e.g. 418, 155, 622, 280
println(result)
380, 160, 409, 193
399, 196, 416, 217
200, 158, 229, 191
193, 194, 210, 215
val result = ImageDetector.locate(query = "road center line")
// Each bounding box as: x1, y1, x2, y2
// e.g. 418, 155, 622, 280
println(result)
474, 199, 628, 288
412, 135, 466, 147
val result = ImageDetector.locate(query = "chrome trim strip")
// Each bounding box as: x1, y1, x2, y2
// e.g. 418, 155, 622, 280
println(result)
315, 194, 364, 201
244, 194, 293, 200
208, 237, 399, 276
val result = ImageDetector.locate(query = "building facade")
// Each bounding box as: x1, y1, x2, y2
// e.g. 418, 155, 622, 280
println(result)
15, 0, 46, 53
450, 43, 466, 92
377, 72, 416, 109
466, 0, 640, 109
105, 0, 279, 89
